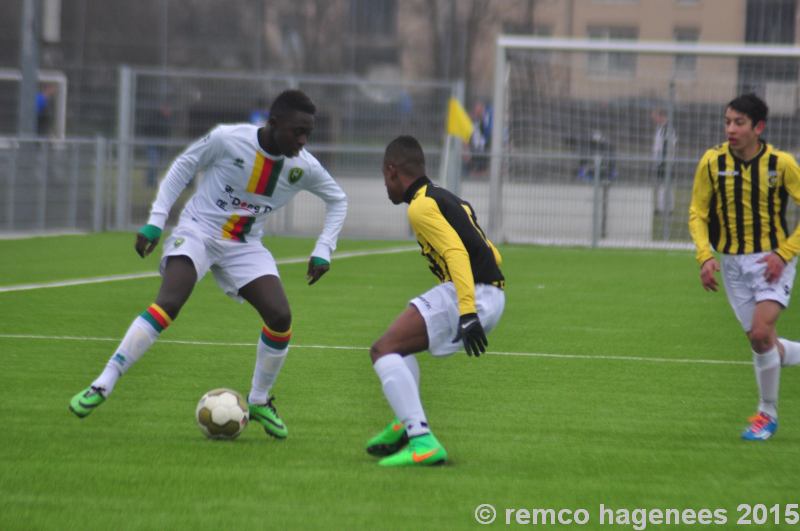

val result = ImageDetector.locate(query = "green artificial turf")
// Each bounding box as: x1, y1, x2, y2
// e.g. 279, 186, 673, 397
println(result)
1, 234, 798, 530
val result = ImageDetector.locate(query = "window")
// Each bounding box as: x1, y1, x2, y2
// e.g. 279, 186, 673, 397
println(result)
502, 22, 552, 37
347, 0, 398, 73
586, 26, 638, 77
673, 27, 699, 78
740, 0, 798, 86
532, 25, 552, 37
350, 0, 396, 36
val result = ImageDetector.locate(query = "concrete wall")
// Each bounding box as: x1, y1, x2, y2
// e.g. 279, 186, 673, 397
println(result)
275, 176, 655, 246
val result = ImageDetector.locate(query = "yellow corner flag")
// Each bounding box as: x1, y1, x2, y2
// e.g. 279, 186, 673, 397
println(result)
447, 97, 474, 142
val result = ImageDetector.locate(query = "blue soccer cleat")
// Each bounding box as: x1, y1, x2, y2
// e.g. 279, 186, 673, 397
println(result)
741, 412, 777, 441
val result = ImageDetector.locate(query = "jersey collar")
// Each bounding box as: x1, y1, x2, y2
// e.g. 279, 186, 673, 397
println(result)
256, 127, 286, 159
404, 176, 431, 204
728, 141, 766, 167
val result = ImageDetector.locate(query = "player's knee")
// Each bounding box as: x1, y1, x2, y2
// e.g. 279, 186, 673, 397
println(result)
266, 307, 292, 333
748, 325, 774, 353
370, 341, 389, 363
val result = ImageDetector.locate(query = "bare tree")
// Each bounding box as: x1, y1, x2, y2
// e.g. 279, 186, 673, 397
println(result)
422, 0, 496, 103
461, 0, 494, 104
263, 0, 346, 74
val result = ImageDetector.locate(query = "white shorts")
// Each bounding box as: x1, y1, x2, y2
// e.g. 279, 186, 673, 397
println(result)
721, 252, 797, 332
410, 282, 505, 357
160, 221, 279, 302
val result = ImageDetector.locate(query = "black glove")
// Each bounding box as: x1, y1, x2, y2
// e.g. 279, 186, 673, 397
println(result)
452, 313, 488, 357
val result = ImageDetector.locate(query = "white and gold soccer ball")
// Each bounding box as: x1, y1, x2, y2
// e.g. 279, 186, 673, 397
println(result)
195, 388, 249, 440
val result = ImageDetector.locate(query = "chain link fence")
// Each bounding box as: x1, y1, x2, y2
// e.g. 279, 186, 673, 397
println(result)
1, 68, 461, 238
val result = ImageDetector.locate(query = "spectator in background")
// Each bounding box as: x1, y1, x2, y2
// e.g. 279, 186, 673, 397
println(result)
36, 84, 58, 137
249, 97, 270, 127
651, 107, 677, 213
575, 129, 617, 183
467, 101, 492, 176
141, 103, 174, 187
398, 90, 413, 129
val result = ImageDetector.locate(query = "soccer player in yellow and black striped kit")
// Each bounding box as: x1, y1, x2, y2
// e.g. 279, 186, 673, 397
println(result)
689, 93, 800, 440
366, 135, 505, 466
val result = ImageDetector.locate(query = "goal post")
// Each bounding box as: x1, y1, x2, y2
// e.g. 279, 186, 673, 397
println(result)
488, 36, 800, 248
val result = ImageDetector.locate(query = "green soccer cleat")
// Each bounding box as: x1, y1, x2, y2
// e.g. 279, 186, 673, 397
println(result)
248, 396, 288, 439
366, 419, 409, 457
69, 386, 106, 418
378, 432, 447, 467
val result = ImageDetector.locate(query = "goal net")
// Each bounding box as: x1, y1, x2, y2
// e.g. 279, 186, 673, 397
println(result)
487, 37, 800, 248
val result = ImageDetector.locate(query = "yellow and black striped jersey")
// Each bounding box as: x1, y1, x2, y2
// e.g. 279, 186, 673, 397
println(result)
404, 176, 504, 316
689, 142, 800, 265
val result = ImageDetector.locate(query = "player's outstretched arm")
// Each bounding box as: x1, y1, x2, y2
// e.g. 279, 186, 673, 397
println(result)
134, 127, 222, 259
135, 224, 162, 258
306, 256, 330, 285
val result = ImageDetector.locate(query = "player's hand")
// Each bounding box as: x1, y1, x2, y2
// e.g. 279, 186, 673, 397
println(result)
452, 313, 488, 357
759, 252, 786, 284
306, 256, 330, 285
135, 224, 162, 258
699, 257, 720, 292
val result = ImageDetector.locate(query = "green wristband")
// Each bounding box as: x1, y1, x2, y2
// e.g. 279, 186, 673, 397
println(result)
138, 224, 162, 242
310, 256, 330, 267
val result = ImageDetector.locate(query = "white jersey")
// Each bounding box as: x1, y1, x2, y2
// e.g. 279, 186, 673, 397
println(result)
146, 124, 347, 261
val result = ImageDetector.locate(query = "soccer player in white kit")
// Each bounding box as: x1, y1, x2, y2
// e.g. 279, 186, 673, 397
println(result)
69, 90, 348, 438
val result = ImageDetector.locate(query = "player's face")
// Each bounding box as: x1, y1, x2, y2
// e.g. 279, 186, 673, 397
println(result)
269, 111, 314, 157
382, 160, 404, 204
725, 107, 764, 155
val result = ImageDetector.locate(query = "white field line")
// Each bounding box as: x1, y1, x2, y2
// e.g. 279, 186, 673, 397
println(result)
0, 246, 417, 293
0, 333, 751, 366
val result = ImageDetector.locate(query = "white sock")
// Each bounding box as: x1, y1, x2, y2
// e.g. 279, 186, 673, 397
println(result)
404, 354, 420, 389
778, 337, 800, 367
753, 346, 780, 419
248, 326, 290, 404
373, 353, 429, 437
92, 312, 164, 396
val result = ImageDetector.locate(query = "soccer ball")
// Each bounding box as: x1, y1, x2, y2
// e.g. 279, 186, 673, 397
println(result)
195, 388, 249, 440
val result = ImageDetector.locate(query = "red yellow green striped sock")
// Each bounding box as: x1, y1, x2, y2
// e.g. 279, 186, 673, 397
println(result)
260, 324, 291, 350
92, 304, 171, 394
139, 303, 173, 333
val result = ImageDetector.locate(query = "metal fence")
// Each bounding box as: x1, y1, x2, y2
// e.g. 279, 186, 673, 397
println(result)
9, 51, 800, 247
115, 67, 461, 234
1, 68, 462, 239
0, 137, 110, 234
